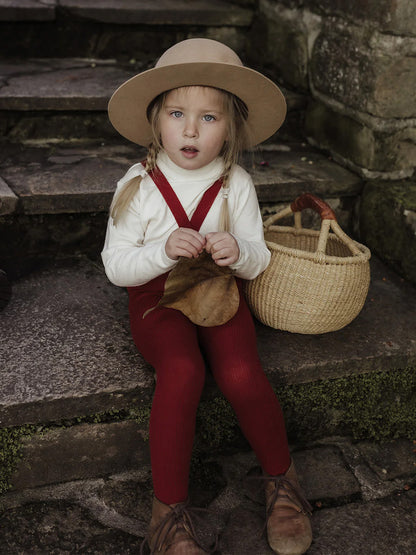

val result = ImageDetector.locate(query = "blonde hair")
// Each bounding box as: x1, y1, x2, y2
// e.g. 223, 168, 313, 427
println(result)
110, 86, 250, 228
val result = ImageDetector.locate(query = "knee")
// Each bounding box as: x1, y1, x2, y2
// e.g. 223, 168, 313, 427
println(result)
157, 355, 206, 397
216, 362, 263, 403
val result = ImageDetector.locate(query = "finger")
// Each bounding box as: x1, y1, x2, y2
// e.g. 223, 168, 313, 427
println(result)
178, 229, 206, 251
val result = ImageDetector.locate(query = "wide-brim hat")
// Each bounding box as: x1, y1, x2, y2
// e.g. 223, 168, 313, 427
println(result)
108, 38, 287, 148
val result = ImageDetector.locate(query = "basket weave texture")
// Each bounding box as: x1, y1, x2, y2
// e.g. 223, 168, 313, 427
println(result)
245, 194, 371, 334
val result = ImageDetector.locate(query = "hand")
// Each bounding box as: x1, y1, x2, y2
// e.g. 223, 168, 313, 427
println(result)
205, 232, 240, 266
165, 228, 206, 260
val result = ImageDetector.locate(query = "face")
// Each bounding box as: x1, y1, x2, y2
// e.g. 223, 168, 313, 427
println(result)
158, 86, 229, 170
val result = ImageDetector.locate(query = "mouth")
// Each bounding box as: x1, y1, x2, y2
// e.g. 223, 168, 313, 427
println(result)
181, 146, 199, 159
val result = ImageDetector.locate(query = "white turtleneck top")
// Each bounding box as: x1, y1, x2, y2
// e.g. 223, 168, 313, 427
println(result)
101, 151, 270, 287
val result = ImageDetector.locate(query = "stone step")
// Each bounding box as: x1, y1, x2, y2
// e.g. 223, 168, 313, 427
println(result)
1, 253, 415, 499
0, 1, 252, 59
0, 0, 252, 26
0, 140, 361, 216
0, 58, 306, 142
1, 255, 415, 433
1, 436, 415, 554
0, 138, 363, 278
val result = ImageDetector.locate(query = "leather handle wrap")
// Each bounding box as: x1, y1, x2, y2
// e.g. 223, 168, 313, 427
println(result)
290, 193, 336, 221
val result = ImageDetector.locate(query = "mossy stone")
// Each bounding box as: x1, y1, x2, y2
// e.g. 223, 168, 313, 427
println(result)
360, 180, 416, 283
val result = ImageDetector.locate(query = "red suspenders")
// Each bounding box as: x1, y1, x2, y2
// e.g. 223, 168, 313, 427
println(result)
147, 166, 223, 232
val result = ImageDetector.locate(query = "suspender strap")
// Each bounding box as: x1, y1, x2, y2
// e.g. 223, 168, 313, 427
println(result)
147, 165, 223, 232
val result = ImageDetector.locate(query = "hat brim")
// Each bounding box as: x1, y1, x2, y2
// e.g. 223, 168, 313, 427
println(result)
108, 62, 286, 147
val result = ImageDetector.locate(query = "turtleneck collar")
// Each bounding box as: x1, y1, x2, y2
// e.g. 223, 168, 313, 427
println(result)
156, 150, 224, 182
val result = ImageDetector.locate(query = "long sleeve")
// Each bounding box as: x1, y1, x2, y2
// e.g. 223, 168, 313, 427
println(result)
101, 163, 178, 287
222, 165, 270, 280
101, 155, 270, 287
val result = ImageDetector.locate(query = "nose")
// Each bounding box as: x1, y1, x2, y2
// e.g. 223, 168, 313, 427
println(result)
183, 117, 198, 138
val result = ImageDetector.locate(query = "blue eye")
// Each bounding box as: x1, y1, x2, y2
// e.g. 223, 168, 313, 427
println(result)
171, 111, 183, 118
203, 114, 216, 122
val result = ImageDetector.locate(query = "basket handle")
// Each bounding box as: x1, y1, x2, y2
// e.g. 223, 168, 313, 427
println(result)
263, 193, 363, 256
263, 193, 336, 229
291, 193, 336, 221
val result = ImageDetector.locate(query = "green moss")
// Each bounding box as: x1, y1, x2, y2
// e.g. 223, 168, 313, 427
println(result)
1, 367, 414, 494
360, 180, 416, 283
195, 396, 247, 452
194, 367, 416, 451
277, 367, 416, 443
0, 425, 36, 494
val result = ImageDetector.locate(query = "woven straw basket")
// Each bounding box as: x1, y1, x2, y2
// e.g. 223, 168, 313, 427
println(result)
245, 193, 371, 334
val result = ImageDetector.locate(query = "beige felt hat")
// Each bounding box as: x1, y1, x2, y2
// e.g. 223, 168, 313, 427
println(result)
108, 38, 286, 147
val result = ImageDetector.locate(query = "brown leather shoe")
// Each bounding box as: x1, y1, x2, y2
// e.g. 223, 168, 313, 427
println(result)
265, 462, 313, 555
141, 497, 215, 554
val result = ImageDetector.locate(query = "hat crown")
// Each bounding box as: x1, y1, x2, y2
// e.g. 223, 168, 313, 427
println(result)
155, 38, 243, 69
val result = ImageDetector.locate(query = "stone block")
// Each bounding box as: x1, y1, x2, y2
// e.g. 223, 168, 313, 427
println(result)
305, 100, 416, 176
0, 0, 56, 22
360, 179, 416, 284
2, 254, 416, 434
0, 176, 18, 215
358, 439, 416, 481
11, 421, 150, 490
309, 491, 416, 554
248, 10, 309, 90
293, 446, 361, 504
0, 500, 144, 552
278, 0, 416, 36
0, 257, 154, 428
59, 0, 253, 26
311, 24, 416, 119
0, 60, 135, 111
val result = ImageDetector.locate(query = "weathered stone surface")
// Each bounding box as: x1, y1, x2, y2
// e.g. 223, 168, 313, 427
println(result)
358, 439, 416, 482
360, 180, 416, 283
275, 0, 416, 36
309, 490, 416, 554
293, 446, 361, 504
311, 24, 416, 119
1, 437, 415, 553
248, 8, 309, 90
11, 421, 149, 490
1, 254, 416, 429
60, 0, 253, 26
0, 500, 144, 553
0, 59, 134, 111
305, 100, 416, 176
0, 176, 17, 215
2, 155, 129, 214
0, 140, 361, 216
0, 257, 154, 428
0, 0, 56, 21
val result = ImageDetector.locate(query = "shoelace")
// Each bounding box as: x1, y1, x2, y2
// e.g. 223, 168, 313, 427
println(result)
264, 475, 313, 518
249, 473, 313, 534
140, 501, 218, 554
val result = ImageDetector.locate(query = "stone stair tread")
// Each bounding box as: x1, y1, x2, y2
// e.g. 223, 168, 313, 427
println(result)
0, 140, 361, 215
1, 254, 415, 429
0, 175, 18, 215
0, 0, 55, 21
0, 0, 252, 25
59, 0, 253, 26
0, 58, 301, 112
0, 59, 135, 111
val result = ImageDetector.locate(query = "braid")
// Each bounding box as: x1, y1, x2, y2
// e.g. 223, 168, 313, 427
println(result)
110, 141, 160, 225
218, 157, 233, 232
146, 141, 159, 173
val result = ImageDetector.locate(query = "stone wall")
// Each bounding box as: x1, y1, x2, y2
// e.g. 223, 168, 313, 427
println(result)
252, 0, 416, 179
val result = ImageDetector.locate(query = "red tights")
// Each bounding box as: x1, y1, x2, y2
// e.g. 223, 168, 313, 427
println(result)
129, 277, 291, 505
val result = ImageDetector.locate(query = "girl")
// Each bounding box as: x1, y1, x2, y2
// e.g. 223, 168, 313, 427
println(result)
102, 38, 312, 555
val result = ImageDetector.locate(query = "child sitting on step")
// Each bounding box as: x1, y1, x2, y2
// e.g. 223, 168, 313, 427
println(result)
102, 38, 312, 555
